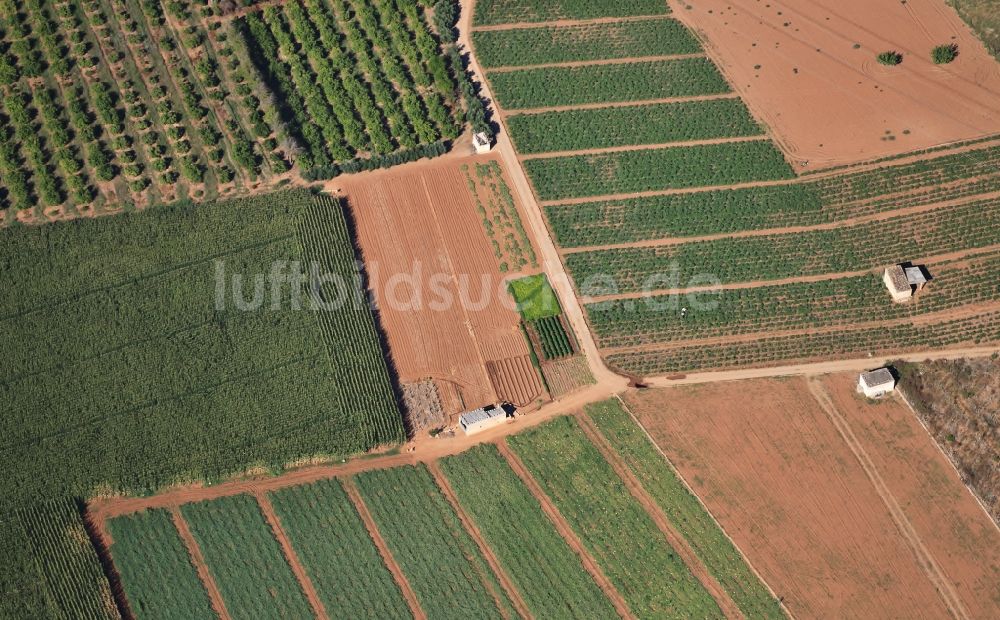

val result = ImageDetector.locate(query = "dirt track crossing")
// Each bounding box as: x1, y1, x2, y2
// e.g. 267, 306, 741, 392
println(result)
495, 441, 636, 620
807, 379, 971, 620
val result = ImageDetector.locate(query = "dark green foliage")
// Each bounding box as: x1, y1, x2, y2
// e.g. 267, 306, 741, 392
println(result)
877, 50, 903, 65
532, 316, 573, 359
932, 43, 958, 64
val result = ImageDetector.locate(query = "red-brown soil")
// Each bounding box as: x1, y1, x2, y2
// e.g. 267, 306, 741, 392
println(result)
624, 377, 959, 618
170, 508, 232, 620
670, 0, 1000, 171
818, 374, 1000, 618
333, 158, 542, 417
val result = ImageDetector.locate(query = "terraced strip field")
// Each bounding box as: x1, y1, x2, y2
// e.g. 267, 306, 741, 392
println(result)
440, 444, 618, 619
531, 316, 574, 359
180, 495, 314, 618
16, 500, 119, 620
473, 0, 669, 26
354, 465, 516, 619
473, 17, 699, 67
607, 308, 1000, 374
588, 253, 1000, 348
566, 196, 1000, 295
584, 400, 785, 619
508, 416, 723, 619
488, 57, 729, 109
508, 98, 762, 154
107, 508, 215, 620
268, 479, 411, 618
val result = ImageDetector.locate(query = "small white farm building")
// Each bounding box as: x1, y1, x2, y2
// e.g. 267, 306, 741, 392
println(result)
473, 131, 492, 155
858, 368, 896, 398
459, 404, 507, 435
883, 264, 928, 302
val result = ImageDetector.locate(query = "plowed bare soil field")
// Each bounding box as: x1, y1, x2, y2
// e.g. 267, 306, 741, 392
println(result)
625, 375, 1000, 618
671, 0, 1000, 170
338, 158, 543, 417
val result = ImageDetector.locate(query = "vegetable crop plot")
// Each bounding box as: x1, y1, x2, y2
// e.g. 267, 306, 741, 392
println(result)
474, 0, 669, 26
508, 274, 561, 321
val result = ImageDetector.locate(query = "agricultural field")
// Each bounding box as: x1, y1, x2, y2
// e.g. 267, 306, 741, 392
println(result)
0, 190, 404, 615
896, 356, 1000, 522
509, 416, 723, 618
625, 377, 1000, 618
354, 465, 516, 619
530, 315, 574, 360
508, 273, 561, 321
439, 444, 618, 619
473, 0, 669, 26
462, 160, 537, 272
106, 508, 215, 619
0, 0, 477, 225
181, 494, 314, 617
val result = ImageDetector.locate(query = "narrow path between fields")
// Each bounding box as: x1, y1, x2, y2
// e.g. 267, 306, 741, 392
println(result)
495, 441, 636, 620
487, 53, 705, 73
342, 480, 428, 620
807, 380, 971, 620
575, 414, 745, 620
428, 463, 533, 620
170, 508, 232, 620
254, 492, 329, 620
471, 14, 670, 32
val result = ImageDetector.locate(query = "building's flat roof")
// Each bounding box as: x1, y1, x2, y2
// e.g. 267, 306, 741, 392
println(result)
860, 368, 895, 388
905, 267, 927, 285
460, 405, 503, 426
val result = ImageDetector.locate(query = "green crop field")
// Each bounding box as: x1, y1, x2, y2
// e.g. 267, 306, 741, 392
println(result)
107, 508, 215, 620
509, 416, 722, 619
473, 17, 699, 67
607, 309, 1000, 374
268, 479, 411, 618
474, 0, 668, 26
588, 253, 1000, 348
532, 316, 574, 359
509, 273, 562, 320
508, 98, 762, 153
488, 58, 729, 109
15, 500, 119, 620
440, 444, 618, 619
181, 494, 314, 618
566, 197, 1000, 294
584, 400, 785, 619
526, 141, 795, 201
354, 465, 516, 619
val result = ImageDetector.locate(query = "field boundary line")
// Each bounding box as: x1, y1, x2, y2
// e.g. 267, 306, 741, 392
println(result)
538, 178, 798, 207
254, 492, 329, 620
574, 412, 745, 619
170, 508, 232, 620
504, 93, 740, 116
807, 379, 971, 620
893, 390, 1000, 535
342, 479, 428, 620
495, 440, 636, 620
428, 463, 533, 620
472, 15, 672, 32
519, 136, 768, 161
559, 189, 1000, 253
487, 53, 705, 73
612, 396, 793, 618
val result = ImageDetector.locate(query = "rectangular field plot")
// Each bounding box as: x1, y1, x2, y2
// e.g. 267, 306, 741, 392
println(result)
268, 479, 410, 618
607, 309, 1000, 375
107, 509, 215, 620
587, 253, 1000, 348
566, 196, 1000, 294
488, 58, 729, 109
0, 191, 403, 509
473, 18, 699, 67
508, 416, 722, 619
440, 445, 617, 619
509, 98, 762, 154
354, 465, 515, 619
180, 495, 314, 618
16, 500, 119, 620
526, 141, 794, 201
584, 401, 784, 619
474, 0, 669, 26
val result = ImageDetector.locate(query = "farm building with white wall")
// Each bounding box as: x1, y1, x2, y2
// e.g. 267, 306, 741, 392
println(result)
858, 368, 896, 398
459, 405, 508, 435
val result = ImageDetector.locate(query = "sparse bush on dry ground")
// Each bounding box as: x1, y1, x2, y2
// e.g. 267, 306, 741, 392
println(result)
896, 357, 1000, 523
877, 50, 903, 65
932, 43, 959, 64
